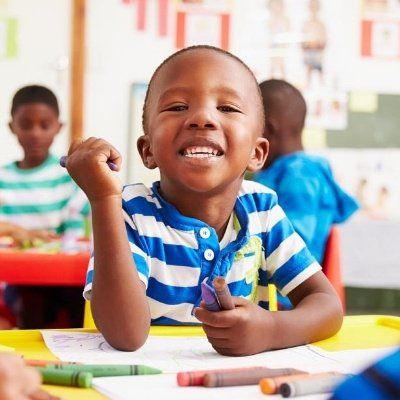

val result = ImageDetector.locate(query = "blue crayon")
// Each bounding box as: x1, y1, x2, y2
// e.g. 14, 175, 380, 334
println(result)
59, 155, 118, 171
201, 281, 221, 311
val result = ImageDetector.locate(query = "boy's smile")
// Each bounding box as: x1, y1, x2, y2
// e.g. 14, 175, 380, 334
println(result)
139, 49, 268, 205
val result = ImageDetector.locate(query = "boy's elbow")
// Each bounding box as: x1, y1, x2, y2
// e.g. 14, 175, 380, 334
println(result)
318, 292, 343, 340
330, 294, 344, 334
105, 328, 149, 352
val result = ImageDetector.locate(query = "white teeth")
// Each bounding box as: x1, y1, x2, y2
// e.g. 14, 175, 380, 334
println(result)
183, 146, 221, 157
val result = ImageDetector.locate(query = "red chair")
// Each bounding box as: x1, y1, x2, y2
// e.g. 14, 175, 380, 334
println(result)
322, 226, 346, 311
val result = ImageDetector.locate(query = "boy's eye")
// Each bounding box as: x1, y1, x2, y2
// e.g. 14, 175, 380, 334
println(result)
163, 104, 188, 112
20, 122, 32, 130
218, 105, 240, 113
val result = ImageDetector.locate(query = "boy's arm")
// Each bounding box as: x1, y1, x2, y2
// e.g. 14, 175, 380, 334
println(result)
90, 196, 150, 351
195, 271, 342, 356
271, 271, 343, 348
66, 138, 150, 351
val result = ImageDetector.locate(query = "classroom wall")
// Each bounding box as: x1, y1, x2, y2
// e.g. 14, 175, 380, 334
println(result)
1, 0, 400, 295
0, 0, 71, 164
2, 0, 400, 182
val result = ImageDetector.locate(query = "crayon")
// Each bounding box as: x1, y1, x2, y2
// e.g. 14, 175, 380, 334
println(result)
177, 366, 264, 387
259, 373, 311, 394
280, 373, 348, 398
203, 367, 307, 387
46, 364, 162, 377
201, 281, 221, 311
38, 368, 93, 388
212, 277, 234, 310
59, 155, 118, 171
25, 359, 80, 367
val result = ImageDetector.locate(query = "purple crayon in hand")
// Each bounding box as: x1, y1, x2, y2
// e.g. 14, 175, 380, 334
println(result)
59, 155, 118, 171
201, 281, 221, 312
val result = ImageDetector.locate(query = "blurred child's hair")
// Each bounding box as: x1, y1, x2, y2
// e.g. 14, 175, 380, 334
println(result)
11, 85, 59, 117
142, 45, 264, 135
259, 79, 306, 133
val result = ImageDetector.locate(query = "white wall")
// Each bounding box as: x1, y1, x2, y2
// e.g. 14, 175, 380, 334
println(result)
0, 0, 71, 165
2, 0, 400, 183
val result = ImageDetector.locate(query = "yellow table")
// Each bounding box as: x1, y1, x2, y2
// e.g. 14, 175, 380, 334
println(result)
0, 315, 398, 399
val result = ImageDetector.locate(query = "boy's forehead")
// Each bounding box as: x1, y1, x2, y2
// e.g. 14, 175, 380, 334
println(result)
14, 103, 58, 118
151, 50, 258, 99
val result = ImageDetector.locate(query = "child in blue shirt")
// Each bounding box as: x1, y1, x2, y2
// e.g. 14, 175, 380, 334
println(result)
65, 45, 343, 355
254, 79, 359, 264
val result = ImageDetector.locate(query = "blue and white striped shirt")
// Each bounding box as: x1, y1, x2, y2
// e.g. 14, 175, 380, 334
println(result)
83, 180, 320, 324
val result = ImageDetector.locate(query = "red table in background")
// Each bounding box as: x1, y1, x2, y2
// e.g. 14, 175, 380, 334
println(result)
0, 250, 89, 286
0, 250, 90, 327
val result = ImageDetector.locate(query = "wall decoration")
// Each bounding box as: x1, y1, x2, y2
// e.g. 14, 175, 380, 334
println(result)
0, 17, 17, 59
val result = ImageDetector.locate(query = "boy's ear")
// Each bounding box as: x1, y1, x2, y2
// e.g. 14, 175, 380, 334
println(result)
8, 121, 15, 134
137, 135, 157, 169
247, 137, 269, 172
56, 121, 63, 135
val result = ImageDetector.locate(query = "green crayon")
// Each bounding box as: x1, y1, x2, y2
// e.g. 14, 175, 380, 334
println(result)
46, 364, 162, 377
38, 368, 92, 388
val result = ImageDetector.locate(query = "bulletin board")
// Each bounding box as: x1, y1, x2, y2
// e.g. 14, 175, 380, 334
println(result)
326, 94, 400, 148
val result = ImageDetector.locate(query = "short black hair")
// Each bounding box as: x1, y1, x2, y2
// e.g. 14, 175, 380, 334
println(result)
11, 85, 59, 116
142, 45, 264, 134
259, 79, 306, 134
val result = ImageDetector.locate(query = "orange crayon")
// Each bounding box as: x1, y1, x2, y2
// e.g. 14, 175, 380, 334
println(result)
259, 373, 310, 394
25, 359, 80, 367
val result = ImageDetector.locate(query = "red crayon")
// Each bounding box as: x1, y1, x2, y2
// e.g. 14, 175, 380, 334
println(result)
177, 366, 264, 387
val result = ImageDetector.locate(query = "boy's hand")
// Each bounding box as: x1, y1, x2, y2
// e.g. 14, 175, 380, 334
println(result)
65, 137, 122, 202
4, 225, 57, 247
194, 297, 274, 356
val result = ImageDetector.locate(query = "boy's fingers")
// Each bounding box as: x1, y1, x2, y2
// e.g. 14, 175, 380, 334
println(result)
89, 140, 122, 170
232, 296, 249, 307
202, 324, 229, 339
194, 307, 233, 328
67, 137, 86, 155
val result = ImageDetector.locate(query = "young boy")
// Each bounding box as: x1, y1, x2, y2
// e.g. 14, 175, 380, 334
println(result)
253, 79, 359, 265
65, 46, 343, 356
0, 85, 90, 328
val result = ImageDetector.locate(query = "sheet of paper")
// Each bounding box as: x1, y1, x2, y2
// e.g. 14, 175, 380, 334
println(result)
92, 374, 329, 400
41, 331, 394, 374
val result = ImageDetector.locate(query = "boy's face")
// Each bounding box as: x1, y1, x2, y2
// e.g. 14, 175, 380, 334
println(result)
139, 50, 268, 196
9, 103, 61, 162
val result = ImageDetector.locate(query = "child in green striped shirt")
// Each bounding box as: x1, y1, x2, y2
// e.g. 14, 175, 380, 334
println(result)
0, 85, 89, 328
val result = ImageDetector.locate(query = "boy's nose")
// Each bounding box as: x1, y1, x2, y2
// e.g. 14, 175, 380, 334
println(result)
184, 108, 218, 130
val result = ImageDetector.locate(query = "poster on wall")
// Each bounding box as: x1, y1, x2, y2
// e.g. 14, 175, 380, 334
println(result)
317, 148, 400, 221
360, 0, 400, 58
233, 0, 349, 131
175, 0, 232, 49
0, 18, 18, 59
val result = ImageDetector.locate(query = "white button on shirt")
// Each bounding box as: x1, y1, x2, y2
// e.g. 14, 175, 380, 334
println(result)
199, 227, 211, 239
204, 249, 215, 261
